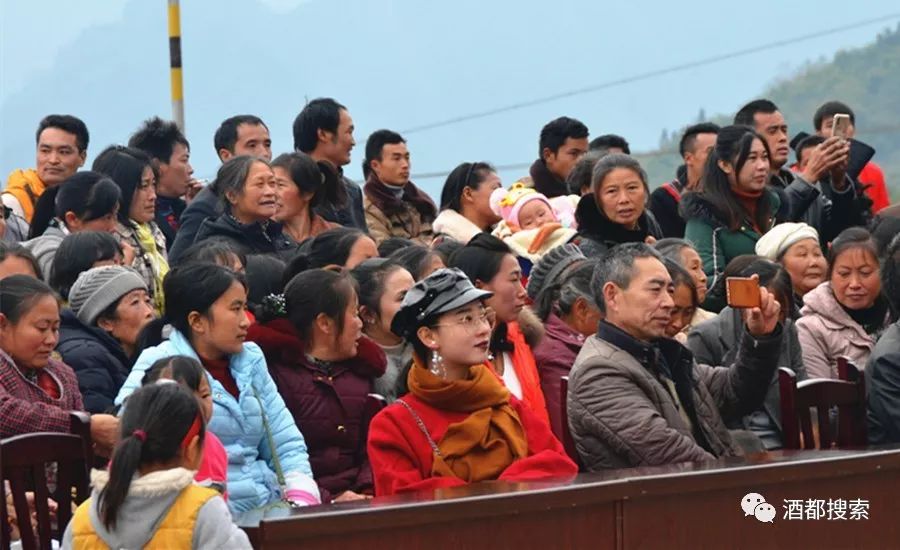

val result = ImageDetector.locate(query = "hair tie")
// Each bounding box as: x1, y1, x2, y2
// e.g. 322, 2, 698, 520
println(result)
132, 429, 147, 442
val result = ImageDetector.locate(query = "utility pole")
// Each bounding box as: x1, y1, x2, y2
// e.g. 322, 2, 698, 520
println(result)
167, 0, 185, 131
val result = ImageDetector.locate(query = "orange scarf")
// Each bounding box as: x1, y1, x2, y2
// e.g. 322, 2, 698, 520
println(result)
407, 358, 529, 483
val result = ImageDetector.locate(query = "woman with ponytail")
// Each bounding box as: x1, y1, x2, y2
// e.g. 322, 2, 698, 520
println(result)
681, 125, 780, 311
247, 265, 386, 503
63, 382, 251, 549
114, 263, 320, 515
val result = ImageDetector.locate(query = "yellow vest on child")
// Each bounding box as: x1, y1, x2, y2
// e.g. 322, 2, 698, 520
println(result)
69, 484, 218, 549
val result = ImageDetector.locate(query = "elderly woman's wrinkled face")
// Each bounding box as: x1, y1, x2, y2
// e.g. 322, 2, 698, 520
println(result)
596, 168, 646, 228
780, 238, 827, 297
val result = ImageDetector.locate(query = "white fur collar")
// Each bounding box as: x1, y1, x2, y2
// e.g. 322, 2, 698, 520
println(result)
91, 467, 196, 497
433, 209, 485, 243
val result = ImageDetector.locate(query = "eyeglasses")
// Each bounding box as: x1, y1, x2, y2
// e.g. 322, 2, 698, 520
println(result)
434, 308, 491, 333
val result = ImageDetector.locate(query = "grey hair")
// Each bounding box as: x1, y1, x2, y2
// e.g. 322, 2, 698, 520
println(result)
590, 243, 663, 313
590, 153, 650, 196
654, 238, 696, 265
213, 155, 268, 209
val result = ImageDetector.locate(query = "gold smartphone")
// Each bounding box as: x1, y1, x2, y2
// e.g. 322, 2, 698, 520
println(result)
832, 113, 851, 140
726, 277, 761, 309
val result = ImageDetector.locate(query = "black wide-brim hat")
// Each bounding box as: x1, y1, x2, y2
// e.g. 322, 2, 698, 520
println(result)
390, 267, 493, 339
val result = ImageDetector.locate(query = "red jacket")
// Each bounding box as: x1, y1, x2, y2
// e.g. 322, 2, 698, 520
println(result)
247, 318, 386, 502
368, 390, 577, 496
858, 161, 890, 213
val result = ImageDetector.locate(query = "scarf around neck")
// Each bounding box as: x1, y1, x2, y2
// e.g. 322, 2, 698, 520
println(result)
364, 173, 437, 219
407, 358, 529, 483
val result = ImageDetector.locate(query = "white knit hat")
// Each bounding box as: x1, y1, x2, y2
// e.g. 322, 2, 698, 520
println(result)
755, 222, 820, 260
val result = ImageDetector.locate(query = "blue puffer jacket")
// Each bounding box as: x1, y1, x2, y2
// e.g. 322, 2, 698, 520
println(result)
114, 330, 320, 515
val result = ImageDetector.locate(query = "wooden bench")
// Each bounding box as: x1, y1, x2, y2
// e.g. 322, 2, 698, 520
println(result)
239, 447, 900, 549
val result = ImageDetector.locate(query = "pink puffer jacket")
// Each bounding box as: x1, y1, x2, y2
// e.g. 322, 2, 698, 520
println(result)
795, 282, 890, 379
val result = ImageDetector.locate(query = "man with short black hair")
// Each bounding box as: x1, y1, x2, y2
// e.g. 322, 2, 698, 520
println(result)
813, 100, 890, 213
589, 134, 630, 155
214, 115, 272, 162
649, 123, 719, 238
568, 243, 783, 470
168, 115, 272, 263
292, 98, 366, 231
128, 117, 194, 246
2, 115, 89, 240
362, 130, 436, 245
734, 99, 868, 243
515, 117, 589, 198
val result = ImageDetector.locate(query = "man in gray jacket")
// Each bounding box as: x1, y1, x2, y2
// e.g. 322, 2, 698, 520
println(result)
568, 243, 783, 470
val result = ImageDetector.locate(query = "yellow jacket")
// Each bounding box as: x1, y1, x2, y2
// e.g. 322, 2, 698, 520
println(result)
3, 168, 46, 223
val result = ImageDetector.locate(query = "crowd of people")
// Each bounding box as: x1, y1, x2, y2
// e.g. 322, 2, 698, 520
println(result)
1, 95, 899, 548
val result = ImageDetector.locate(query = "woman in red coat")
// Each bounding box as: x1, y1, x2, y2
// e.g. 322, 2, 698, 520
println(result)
368, 268, 577, 496
247, 267, 386, 503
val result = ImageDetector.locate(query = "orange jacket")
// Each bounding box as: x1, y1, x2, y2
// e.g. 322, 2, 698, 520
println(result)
2, 168, 46, 223
489, 321, 551, 426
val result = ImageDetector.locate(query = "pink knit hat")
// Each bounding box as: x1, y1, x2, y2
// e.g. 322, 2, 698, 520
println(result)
490, 183, 557, 229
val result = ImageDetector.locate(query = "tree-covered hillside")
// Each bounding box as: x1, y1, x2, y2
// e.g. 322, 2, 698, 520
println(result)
640, 24, 900, 202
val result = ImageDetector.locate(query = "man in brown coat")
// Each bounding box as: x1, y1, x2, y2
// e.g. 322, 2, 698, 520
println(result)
568, 243, 783, 470
362, 130, 436, 245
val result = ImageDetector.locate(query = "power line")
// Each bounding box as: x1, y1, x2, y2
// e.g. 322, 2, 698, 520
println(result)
401, 13, 900, 135
411, 123, 900, 180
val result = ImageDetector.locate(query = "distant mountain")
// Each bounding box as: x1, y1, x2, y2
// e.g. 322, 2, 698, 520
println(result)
641, 24, 900, 201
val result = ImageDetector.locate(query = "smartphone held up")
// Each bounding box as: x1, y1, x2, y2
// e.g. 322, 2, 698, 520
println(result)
726, 277, 761, 309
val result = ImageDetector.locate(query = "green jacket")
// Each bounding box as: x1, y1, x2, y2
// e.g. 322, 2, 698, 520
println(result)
681, 190, 780, 311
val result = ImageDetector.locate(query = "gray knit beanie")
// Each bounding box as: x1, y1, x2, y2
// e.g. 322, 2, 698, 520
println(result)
526, 243, 586, 300
68, 266, 148, 325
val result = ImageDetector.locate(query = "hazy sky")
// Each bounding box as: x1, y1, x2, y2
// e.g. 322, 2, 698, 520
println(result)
2, 1, 898, 196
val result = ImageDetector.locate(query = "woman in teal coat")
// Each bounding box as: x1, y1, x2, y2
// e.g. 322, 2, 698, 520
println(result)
682, 125, 780, 311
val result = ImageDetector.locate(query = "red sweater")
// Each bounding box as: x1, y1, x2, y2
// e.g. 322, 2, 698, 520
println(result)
368, 392, 577, 496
